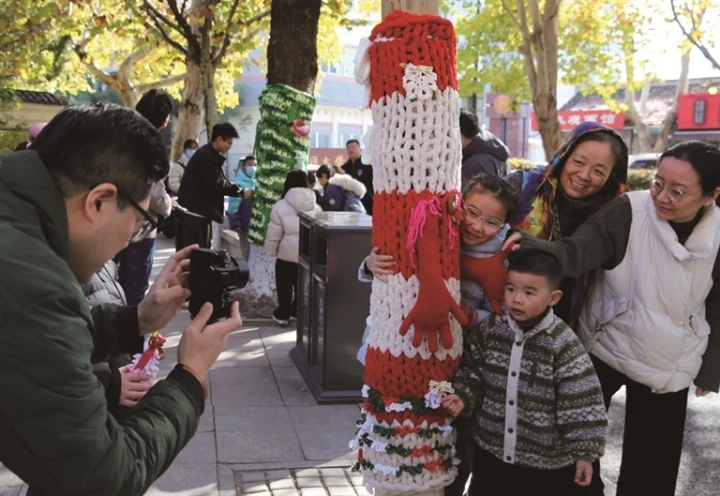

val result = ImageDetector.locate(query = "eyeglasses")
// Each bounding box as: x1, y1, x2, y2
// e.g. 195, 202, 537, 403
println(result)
90, 184, 158, 242
120, 190, 158, 242
463, 207, 504, 232
650, 178, 695, 203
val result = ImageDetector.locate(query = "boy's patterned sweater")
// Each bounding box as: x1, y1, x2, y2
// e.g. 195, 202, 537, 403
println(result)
453, 310, 607, 470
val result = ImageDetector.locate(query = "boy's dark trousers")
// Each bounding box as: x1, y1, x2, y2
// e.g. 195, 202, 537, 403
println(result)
590, 356, 689, 496
470, 448, 595, 496
274, 259, 298, 320
445, 415, 475, 496
116, 238, 156, 305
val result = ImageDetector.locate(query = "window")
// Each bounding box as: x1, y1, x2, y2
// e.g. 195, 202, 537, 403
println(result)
693, 99, 707, 125
313, 132, 330, 148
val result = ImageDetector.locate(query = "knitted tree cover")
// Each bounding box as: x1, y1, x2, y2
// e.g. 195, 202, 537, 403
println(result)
248, 84, 316, 244
350, 12, 467, 494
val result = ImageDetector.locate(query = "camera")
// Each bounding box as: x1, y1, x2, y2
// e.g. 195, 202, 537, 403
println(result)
189, 248, 249, 323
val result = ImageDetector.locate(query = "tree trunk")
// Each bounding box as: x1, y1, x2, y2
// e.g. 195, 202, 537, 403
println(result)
381, 0, 439, 18
201, 59, 218, 138
171, 60, 204, 162
653, 49, 691, 153
626, 79, 653, 153
236, 0, 322, 317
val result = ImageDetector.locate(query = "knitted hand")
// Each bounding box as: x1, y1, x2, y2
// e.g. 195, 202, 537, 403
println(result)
460, 242, 516, 316
400, 207, 468, 352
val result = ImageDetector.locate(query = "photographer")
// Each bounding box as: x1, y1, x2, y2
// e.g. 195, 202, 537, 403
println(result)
0, 103, 243, 495
176, 122, 245, 251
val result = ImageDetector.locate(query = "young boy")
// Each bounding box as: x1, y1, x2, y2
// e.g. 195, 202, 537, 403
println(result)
442, 250, 607, 495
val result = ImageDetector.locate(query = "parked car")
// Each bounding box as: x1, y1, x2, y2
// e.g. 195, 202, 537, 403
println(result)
628, 153, 660, 170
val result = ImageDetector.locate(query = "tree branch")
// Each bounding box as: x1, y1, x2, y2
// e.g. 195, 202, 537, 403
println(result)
144, 19, 188, 57
214, 0, 242, 64
501, 0, 526, 37
164, 0, 202, 56
137, 73, 187, 92
73, 44, 117, 88
671, 0, 720, 71
118, 43, 157, 79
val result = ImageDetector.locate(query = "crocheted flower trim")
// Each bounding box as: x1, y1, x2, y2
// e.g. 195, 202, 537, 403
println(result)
354, 412, 453, 440
362, 385, 442, 415
353, 455, 457, 477
402, 63, 437, 100
424, 380, 454, 409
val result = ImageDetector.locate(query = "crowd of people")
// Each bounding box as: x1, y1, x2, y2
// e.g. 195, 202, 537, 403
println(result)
0, 89, 717, 496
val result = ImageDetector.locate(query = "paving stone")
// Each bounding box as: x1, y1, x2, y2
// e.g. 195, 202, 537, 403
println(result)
296, 477, 323, 488
243, 481, 270, 493
275, 366, 316, 406
215, 406, 303, 463
328, 488, 356, 496
171, 431, 216, 465
288, 406, 358, 460
211, 367, 282, 407
145, 462, 217, 495
267, 470, 292, 481
294, 468, 319, 478
273, 489, 300, 496
300, 489, 327, 496
318, 468, 346, 478
269, 479, 296, 490
322, 477, 350, 488
240, 472, 267, 483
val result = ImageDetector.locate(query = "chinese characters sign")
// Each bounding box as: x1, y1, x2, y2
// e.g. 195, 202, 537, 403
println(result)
531, 110, 625, 131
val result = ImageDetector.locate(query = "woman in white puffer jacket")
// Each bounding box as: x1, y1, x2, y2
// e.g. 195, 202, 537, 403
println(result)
265, 170, 321, 325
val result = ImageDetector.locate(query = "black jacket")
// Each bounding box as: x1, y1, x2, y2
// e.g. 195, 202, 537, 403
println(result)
178, 144, 241, 222
461, 132, 510, 186
343, 158, 374, 215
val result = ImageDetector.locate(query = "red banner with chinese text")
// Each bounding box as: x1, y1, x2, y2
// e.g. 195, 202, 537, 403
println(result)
531, 110, 625, 131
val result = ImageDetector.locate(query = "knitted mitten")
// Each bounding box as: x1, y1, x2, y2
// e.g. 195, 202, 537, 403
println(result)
460, 242, 515, 316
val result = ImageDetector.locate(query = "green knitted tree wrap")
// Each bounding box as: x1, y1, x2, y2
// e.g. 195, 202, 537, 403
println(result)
249, 83, 316, 244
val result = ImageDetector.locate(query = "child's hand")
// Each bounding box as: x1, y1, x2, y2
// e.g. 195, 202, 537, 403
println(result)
574, 460, 593, 486
366, 247, 395, 283
441, 394, 465, 417
118, 366, 152, 407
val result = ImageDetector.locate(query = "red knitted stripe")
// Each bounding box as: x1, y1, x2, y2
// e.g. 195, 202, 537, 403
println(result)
368, 12, 457, 103
363, 346, 461, 399
363, 401, 449, 426
372, 190, 460, 281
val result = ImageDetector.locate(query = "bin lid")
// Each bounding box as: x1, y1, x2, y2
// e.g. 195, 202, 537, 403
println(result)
299, 211, 372, 231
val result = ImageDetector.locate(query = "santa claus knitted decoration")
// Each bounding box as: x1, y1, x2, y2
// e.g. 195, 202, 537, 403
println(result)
350, 12, 467, 494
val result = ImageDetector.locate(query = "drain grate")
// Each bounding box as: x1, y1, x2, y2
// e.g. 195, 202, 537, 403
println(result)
232, 466, 369, 496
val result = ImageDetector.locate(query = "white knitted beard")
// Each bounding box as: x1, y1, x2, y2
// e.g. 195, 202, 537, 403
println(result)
371, 87, 462, 195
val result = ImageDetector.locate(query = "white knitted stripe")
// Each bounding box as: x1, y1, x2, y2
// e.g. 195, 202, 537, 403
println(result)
362, 458, 458, 494
370, 86, 461, 195
368, 273, 463, 360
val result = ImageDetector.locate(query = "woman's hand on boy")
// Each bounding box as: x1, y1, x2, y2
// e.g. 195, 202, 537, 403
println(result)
502, 231, 522, 252
367, 247, 395, 282
574, 460, 593, 486
441, 394, 464, 417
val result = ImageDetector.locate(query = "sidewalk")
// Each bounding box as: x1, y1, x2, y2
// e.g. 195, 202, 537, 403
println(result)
2, 238, 719, 495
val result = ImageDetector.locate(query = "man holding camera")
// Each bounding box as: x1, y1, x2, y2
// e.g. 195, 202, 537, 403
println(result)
0, 103, 243, 495
176, 122, 246, 251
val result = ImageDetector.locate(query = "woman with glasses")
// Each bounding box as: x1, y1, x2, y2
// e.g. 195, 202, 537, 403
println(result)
507, 121, 629, 327
505, 140, 720, 496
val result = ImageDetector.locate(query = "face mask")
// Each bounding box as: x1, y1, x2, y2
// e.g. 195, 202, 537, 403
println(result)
185, 149, 196, 159
245, 166, 257, 177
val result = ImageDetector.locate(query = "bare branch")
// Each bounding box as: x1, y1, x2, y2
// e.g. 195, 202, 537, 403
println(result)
500, 0, 525, 35
543, 0, 562, 24
217, 7, 271, 62
670, 0, 720, 71
137, 73, 186, 92
143, 1, 185, 37
144, 19, 188, 57
215, 0, 242, 64
164, 0, 202, 55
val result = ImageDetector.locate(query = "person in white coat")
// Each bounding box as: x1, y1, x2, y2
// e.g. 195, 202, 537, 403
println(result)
264, 170, 321, 325
168, 139, 198, 194
506, 141, 720, 496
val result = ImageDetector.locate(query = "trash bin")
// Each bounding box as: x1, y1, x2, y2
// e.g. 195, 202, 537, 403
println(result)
290, 211, 372, 404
